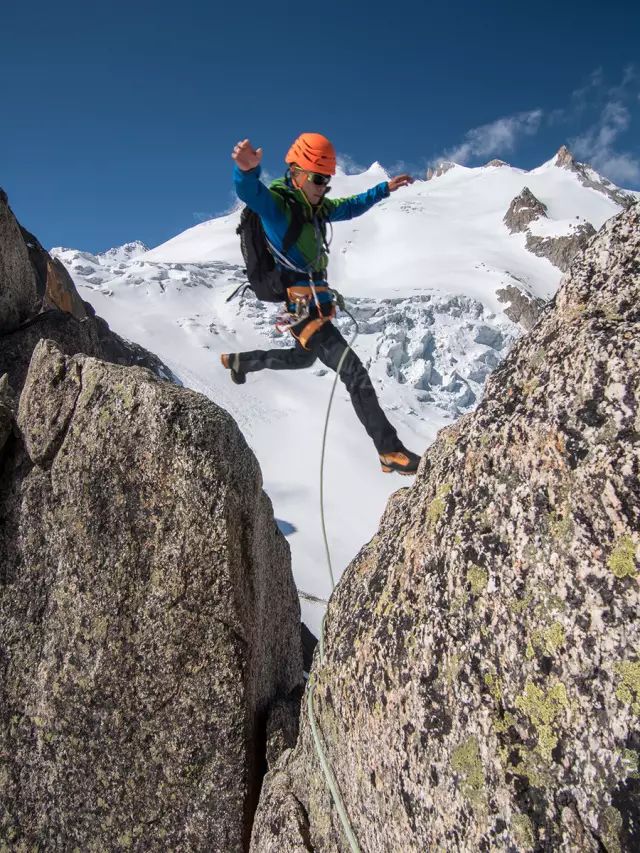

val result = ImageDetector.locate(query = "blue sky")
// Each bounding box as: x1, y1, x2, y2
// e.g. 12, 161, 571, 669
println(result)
3, 0, 639, 253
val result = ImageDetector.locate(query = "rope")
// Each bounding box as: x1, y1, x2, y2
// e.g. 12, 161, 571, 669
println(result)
304, 304, 362, 853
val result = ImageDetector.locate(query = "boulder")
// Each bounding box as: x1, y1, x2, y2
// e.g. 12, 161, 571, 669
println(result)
0, 341, 303, 851
250, 204, 640, 852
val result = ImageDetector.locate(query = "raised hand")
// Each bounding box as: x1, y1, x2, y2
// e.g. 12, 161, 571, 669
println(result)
388, 174, 414, 192
232, 138, 263, 172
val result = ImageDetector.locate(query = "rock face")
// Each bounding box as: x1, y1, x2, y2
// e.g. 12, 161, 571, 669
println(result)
0, 190, 176, 393
495, 285, 546, 331
0, 189, 40, 332
503, 187, 548, 234
0, 340, 303, 851
0, 374, 14, 452
250, 203, 640, 851
525, 222, 597, 272
554, 144, 575, 169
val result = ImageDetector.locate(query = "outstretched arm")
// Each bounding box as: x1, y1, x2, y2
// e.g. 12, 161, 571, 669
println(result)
325, 173, 414, 221
231, 138, 283, 221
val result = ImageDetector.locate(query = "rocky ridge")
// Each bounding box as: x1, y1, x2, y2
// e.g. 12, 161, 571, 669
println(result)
554, 145, 637, 209
250, 203, 640, 851
525, 222, 597, 273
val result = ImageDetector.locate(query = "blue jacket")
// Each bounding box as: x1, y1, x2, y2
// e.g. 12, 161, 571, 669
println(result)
233, 164, 390, 278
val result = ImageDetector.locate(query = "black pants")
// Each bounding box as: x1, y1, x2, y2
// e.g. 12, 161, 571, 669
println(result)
237, 322, 402, 454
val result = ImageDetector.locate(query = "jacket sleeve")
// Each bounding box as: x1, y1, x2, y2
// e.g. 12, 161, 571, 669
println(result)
233, 164, 286, 222
324, 181, 390, 222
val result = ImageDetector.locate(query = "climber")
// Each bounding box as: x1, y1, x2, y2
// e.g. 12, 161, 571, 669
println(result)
222, 133, 422, 475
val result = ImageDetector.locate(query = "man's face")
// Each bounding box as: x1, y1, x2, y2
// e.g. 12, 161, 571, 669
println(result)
291, 166, 331, 205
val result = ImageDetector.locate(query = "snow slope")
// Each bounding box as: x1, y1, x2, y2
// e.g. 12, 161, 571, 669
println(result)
52, 150, 631, 635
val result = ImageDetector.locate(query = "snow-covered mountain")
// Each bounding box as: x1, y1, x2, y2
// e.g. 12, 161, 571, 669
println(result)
51, 147, 635, 634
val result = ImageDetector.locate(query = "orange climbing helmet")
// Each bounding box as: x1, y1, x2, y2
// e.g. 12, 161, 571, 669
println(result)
285, 132, 336, 176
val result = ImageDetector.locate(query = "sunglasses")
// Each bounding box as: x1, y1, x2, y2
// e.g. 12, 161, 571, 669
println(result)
293, 167, 331, 187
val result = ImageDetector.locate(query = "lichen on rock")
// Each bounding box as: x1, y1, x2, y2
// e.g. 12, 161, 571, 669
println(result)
1, 340, 303, 851
608, 535, 638, 578
250, 204, 640, 852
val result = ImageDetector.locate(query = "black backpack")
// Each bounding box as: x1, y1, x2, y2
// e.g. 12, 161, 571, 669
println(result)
233, 188, 325, 302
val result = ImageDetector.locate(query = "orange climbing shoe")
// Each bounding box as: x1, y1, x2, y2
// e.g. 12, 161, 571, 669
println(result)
379, 449, 422, 475
220, 353, 246, 385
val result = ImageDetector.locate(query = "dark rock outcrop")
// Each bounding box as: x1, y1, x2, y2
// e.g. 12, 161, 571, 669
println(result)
525, 222, 597, 272
0, 340, 303, 851
250, 204, 640, 851
495, 284, 546, 331
0, 191, 176, 393
426, 161, 455, 181
504, 184, 598, 272
503, 187, 548, 234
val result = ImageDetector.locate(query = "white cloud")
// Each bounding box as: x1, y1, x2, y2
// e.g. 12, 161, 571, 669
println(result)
336, 153, 367, 175
563, 67, 640, 184
440, 109, 543, 165
570, 98, 639, 184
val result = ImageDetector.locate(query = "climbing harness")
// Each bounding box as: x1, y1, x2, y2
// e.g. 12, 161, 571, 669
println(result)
231, 180, 337, 339
300, 303, 363, 853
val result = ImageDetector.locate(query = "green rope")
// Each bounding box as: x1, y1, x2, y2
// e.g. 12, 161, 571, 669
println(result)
306, 304, 362, 853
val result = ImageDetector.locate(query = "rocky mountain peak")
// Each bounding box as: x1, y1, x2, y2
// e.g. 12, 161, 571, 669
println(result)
485, 158, 510, 168
426, 160, 455, 180
554, 144, 576, 168
97, 240, 149, 263
503, 186, 548, 233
